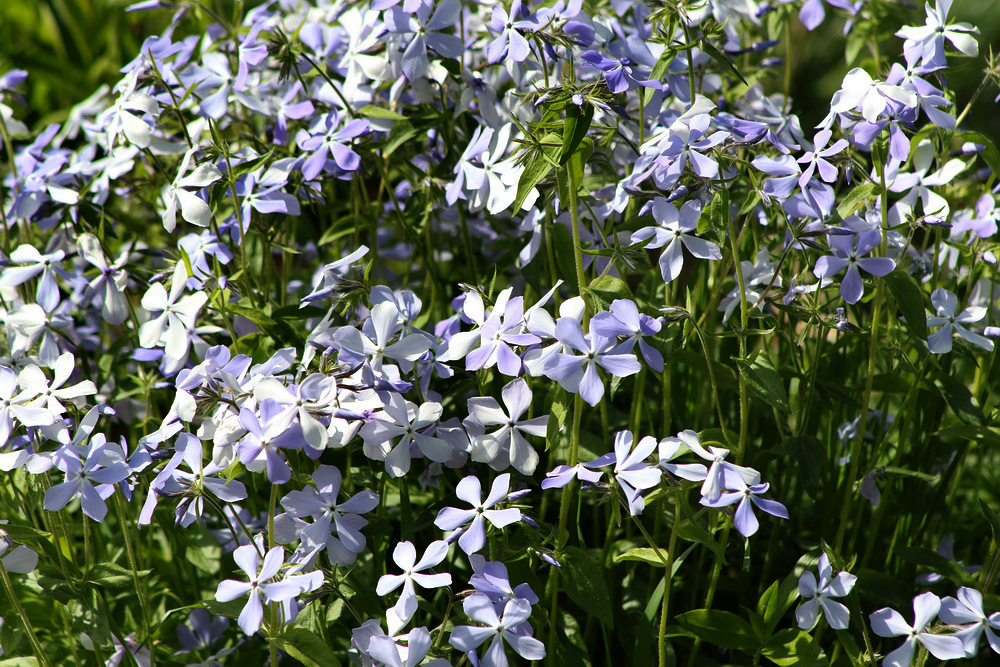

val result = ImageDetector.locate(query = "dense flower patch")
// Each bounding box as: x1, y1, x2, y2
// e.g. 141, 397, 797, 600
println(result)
0, 0, 999, 664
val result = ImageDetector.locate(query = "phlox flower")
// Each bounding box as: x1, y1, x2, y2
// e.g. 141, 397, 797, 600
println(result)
829, 68, 917, 123
813, 230, 895, 305
656, 430, 710, 482
926, 288, 994, 354
214, 536, 323, 636
0, 244, 65, 312
896, 0, 979, 68
608, 430, 662, 516
376, 540, 452, 623
44, 435, 132, 522
869, 592, 965, 666
630, 199, 722, 285
449, 594, 546, 666
367, 625, 449, 667
700, 467, 788, 537
277, 464, 379, 567
939, 587, 1000, 656
543, 317, 641, 406
465, 378, 547, 475
796, 553, 856, 630
434, 474, 521, 555
0, 529, 38, 575
77, 233, 130, 325
540, 461, 606, 489
359, 392, 452, 477
590, 299, 664, 371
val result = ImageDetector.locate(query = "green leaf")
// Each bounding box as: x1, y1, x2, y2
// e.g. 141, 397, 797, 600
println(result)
226, 304, 277, 328
0, 658, 40, 666
272, 304, 327, 320
230, 149, 276, 180
734, 351, 790, 413
981, 500, 1000, 548
675, 609, 759, 652
587, 274, 633, 309
358, 104, 406, 120
676, 520, 727, 564
203, 597, 247, 619
778, 436, 822, 498
513, 132, 561, 212
698, 39, 748, 86
836, 183, 879, 219
562, 546, 614, 627
0, 525, 51, 543
896, 546, 977, 586
546, 388, 568, 450
84, 563, 150, 591
757, 574, 801, 636
382, 119, 419, 156
761, 629, 829, 666
548, 222, 580, 293
935, 374, 986, 426
699, 188, 727, 236
614, 547, 670, 567
560, 103, 594, 166
277, 628, 343, 667
935, 424, 1000, 446
882, 270, 927, 339
957, 131, 1000, 178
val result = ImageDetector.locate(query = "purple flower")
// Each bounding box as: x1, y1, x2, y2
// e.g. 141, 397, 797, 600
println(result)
486, 0, 538, 64
896, 0, 979, 69
464, 297, 540, 377
375, 540, 452, 623
609, 431, 661, 516
796, 553, 856, 630
829, 68, 917, 123
926, 288, 994, 354
278, 464, 379, 567
630, 198, 722, 284
176, 609, 229, 655
700, 467, 788, 537
468, 554, 539, 610
656, 430, 710, 482
44, 434, 131, 522
214, 536, 322, 636
449, 594, 546, 665
297, 111, 367, 181
581, 49, 658, 95
434, 474, 521, 554
591, 299, 664, 371
388, 0, 464, 80
359, 393, 452, 477
544, 317, 641, 406
466, 379, 547, 474
939, 587, 1000, 657
869, 592, 966, 666
236, 400, 307, 485
813, 230, 895, 304
540, 461, 606, 489
0, 244, 65, 312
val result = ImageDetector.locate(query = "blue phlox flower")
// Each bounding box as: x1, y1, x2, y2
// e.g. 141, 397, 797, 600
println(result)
869, 592, 966, 666
449, 594, 546, 666
796, 553, 856, 630
939, 587, 1000, 657
434, 474, 521, 554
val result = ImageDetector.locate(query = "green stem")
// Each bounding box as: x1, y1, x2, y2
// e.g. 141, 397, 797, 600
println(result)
115, 492, 153, 662
566, 163, 588, 311
0, 558, 52, 666
548, 394, 583, 645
